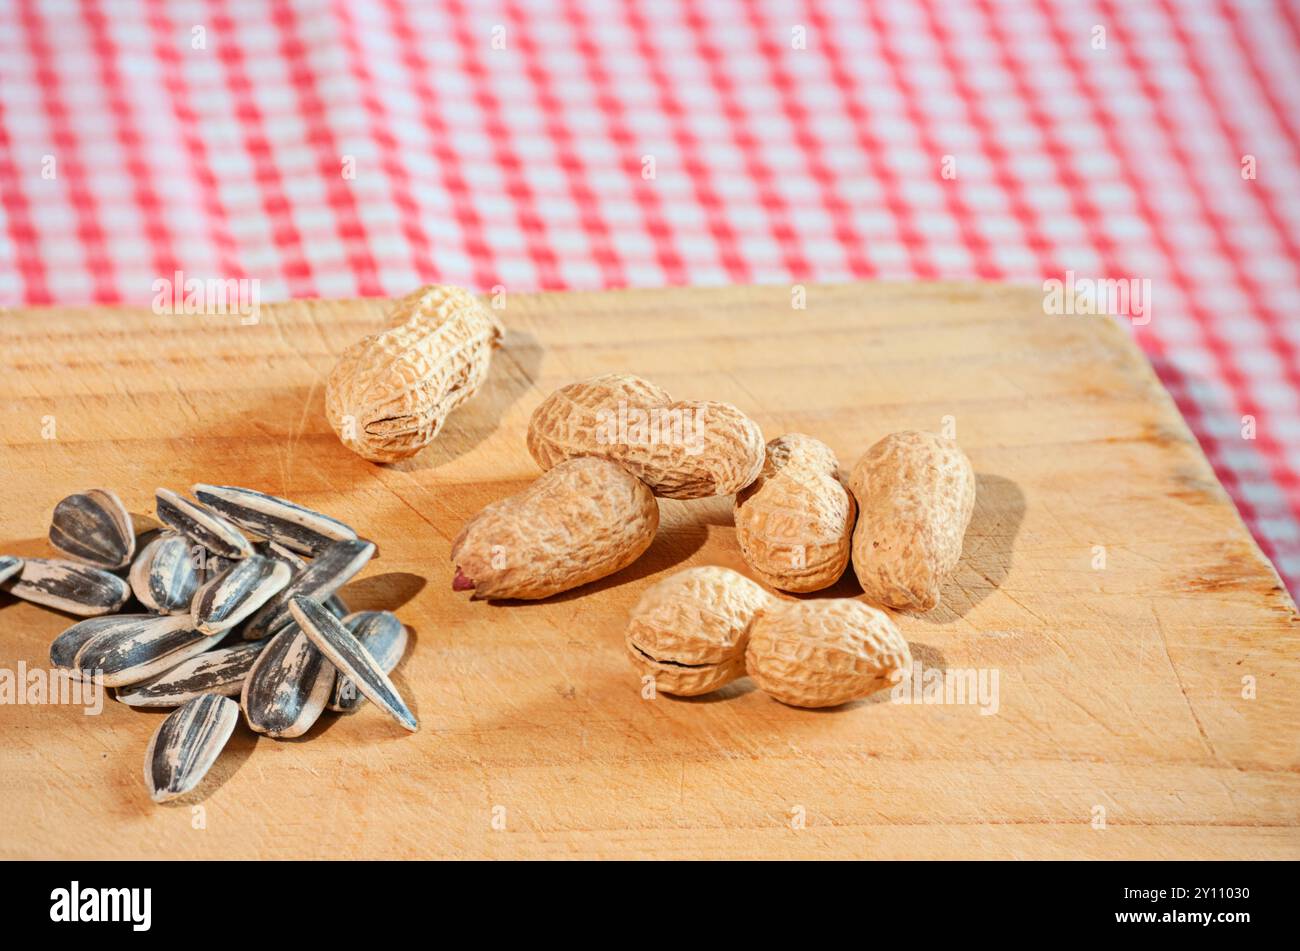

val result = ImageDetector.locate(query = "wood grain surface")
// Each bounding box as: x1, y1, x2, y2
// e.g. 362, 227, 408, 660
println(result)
1, 282, 1296, 860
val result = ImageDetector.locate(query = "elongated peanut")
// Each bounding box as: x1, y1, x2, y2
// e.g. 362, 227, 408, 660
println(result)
744, 599, 910, 708
326, 285, 504, 463
625, 565, 911, 707
527, 373, 764, 499
451, 457, 659, 600
848, 430, 975, 613
734, 434, 855, 592
625, 566, 768, 696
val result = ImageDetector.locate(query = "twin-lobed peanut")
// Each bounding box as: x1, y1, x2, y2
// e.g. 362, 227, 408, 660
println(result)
451, 372, 765, 600
734, 433, 855, 592
848, 430, 975, 613
527, 372, 765, 499
626, 566, 912, 708
326, 285, 504, 463
450, 457, 658, 601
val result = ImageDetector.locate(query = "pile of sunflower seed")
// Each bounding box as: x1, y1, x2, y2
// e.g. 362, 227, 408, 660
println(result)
0, 485, 416, 804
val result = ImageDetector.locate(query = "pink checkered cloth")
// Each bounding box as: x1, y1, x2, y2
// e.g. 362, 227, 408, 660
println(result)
1, 0, 1296, 593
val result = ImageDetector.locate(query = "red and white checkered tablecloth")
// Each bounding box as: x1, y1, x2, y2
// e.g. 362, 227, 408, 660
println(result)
1, 0, 1297, 593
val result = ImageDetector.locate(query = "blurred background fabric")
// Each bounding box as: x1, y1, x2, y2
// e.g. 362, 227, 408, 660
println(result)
1, 0, 1297, 592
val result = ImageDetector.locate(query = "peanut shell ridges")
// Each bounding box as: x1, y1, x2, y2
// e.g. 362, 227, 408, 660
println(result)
735, 434, 855, 592
625, 566, 767, 696
325, 284, 504, 463
745, 599, 912, 708
848, 431, 976, 613
527, 373, 764, 499
451, 456, 659, 600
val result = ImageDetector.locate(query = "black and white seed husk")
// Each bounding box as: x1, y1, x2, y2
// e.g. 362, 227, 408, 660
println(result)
191, 555, 291, 636
129, 532, 202, 614
241, 538, 375, 640
256, 539, 308, 572
143, 694, 240, 803
328, 611, 408, 713
256, 544, 352, 623
290, 597, 417, 732
48, 489, 135, 569
194, 484, 357, 556
117, 639, 268, 707
0, 555, 22, 586
155, 488, 254, 560
72, 614, 229, 688
3, 558, 130, 616
240, 623, 337, 738
50, 616, 125, 670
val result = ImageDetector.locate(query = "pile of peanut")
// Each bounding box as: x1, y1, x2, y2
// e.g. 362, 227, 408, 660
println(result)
326, 286, 975, 709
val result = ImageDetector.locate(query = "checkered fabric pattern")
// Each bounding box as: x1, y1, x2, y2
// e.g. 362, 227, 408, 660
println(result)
1, 0, 1297, 593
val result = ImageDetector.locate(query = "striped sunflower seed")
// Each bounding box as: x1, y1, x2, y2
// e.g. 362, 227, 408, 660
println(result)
256, 545, 355, 622
155, 488, 253, 560
241, 538, 375, 641
240, 623, 336, 738
191, 555, 291, 636
257, 540, 307, 572
289, 597, 417, 732
199, 551, 237, 584
194, 483, 358, 556
0, 555, 22, 585
118, 639, 268, 707
48, 488, 135, 569
50, 616, 125, 670
143, 694, 240, 803
328, 611, 408, 713
129, 532, 201, 614
1, 558, 130, 616
72, 614, 229, 688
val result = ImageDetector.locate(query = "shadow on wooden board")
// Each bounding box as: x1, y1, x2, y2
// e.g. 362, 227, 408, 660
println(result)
925, 472, 1025, 623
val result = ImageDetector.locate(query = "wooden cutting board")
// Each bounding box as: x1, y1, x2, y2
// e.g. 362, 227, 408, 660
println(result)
1, 282, 1296, 860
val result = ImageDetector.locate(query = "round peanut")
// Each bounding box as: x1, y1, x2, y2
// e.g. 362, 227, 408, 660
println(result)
625, 566, 769, 696
451, 457, 659, 600
526, 373, 764, 499
744, 598, 911, 708
734, 434, 855, 592
326, 285, 504, 463
848, 430, 975, 613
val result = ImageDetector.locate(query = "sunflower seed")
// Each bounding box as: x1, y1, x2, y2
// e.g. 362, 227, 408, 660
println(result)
128, 526, 163, 565
50, 616, 125, 669
72, 614, 228, 688
240, 623, 336, 738
191, 555, 291, 636
256, 545, 356, 611
328, 611, 407, 712
48, 488, 135, 569
143, 694, 240, 803
199, 553, 236, 585
155, 488, 253, 560
241, 539, 375, 641
117, 640, 268, 708
256, 540, 308, 572
0, 555, 22, 585
193, 483, 358, 556
1, 558, 130, 616
289, 597, 417, 732
129, 532, 201, 614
